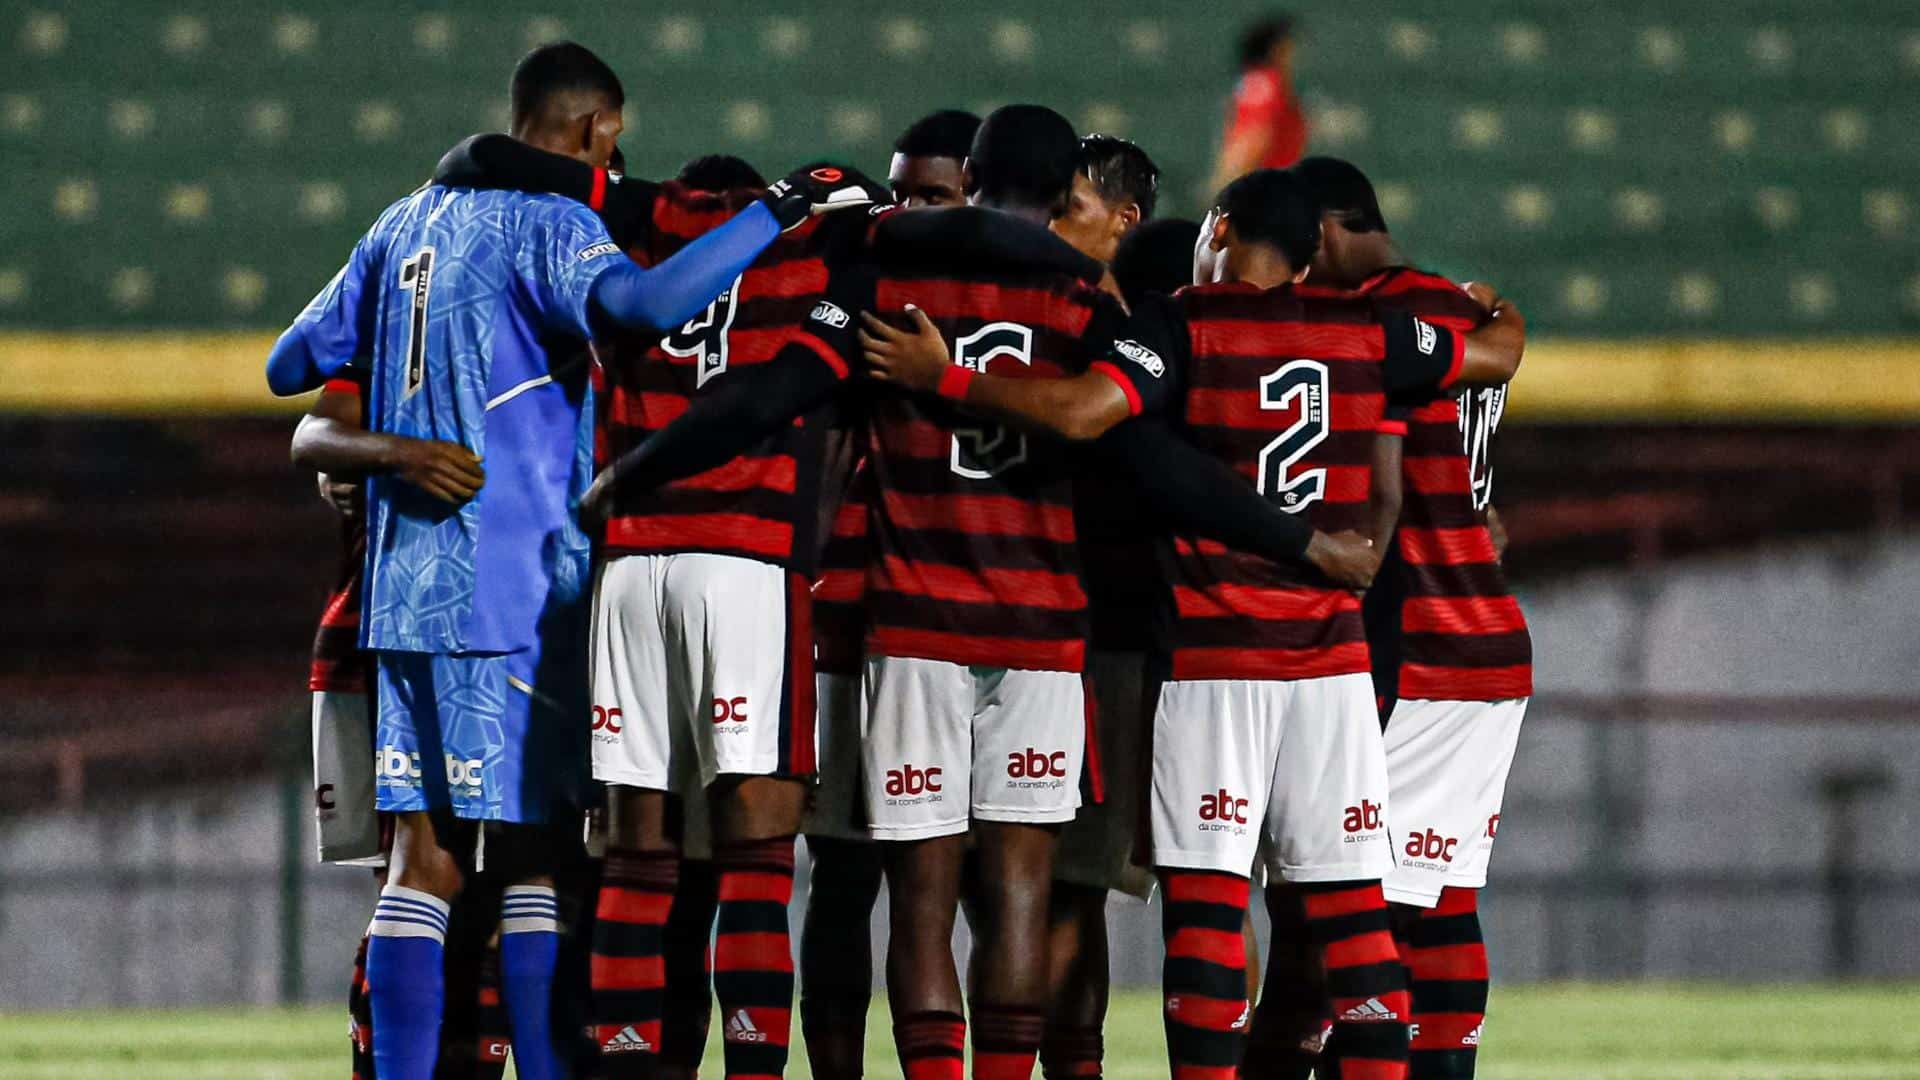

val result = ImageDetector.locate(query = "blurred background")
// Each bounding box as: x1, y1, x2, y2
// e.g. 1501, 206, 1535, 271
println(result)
3, 0, 1919, 1029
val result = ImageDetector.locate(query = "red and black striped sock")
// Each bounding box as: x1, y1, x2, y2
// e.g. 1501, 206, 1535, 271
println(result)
972, 1004, 1045, 1080
591, 848, 676, 1065
660, 858, 718, 1073
348, 933, 373, 1080
1039, 1022, 1103, 1078
1158, 870, 1251, 1080
896, 1010, 967, 1080
1405, 888, 1488, 1079
1300, 879, 1410, 1080
713, 837, 797, 1079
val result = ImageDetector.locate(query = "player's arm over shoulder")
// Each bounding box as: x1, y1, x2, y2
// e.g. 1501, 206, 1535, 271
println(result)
859, 289, 1178, 442
1380, 291, 1525, 400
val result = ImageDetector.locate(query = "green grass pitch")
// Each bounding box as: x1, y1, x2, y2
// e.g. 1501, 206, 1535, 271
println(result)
5, 984, 1919, 1078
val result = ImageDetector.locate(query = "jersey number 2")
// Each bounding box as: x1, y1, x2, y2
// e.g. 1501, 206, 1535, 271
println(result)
399, 247, 436, 400
1256, 360, 1330, 512
949, 322, 1034, 480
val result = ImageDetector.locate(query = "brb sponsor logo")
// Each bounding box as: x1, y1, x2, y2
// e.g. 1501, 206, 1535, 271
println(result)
712, 696, 749, 733
591, 705, 623, 744
1005, 747, 1068, 790
1403, 828, 1459, 867
883, 763, 943, 806
1342, 799, 1384, 844
1198, 788, 1251, 835
1486, 813, 1501, 838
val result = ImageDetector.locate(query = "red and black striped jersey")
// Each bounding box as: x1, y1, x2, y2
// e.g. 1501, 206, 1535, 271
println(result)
860, 214, 1127, 672
597, 207, 873, 572
1114, 284, 1462, 682
813, 461, 871, 676
1362, 267, 1531, 701
309, 375, 369, 694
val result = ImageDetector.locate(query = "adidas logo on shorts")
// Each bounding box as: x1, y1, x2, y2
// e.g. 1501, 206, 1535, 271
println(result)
600, 1025, 653, 1053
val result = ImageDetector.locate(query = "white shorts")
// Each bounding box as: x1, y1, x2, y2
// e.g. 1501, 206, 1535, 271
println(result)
590, 553, 815, 794
862, 656, 1085, 841
1150, 672, 1393, 883
312, 690, 384, 866
1381, 697, 1527, 907
802, 671, 869, 842
1053, 649, 1157, 900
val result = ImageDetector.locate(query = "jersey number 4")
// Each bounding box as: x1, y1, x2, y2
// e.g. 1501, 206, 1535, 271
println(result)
1256, 360, 1330, 512
660, 273, 744, 388
399, 247, 436, 399
949, 322, 1033, 480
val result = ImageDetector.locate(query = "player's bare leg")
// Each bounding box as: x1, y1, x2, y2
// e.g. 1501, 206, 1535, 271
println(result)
801, 837, 884, 1079
1039, 882, 1109, 1078
884, 833, 969, 1078
365, 812, 466, 1079
657, 858, 719, 1080
1244, 881, 1330, 1079
593, 785, 679, 1072
709, 775, 807, 1078
967, 821, 1058, 1079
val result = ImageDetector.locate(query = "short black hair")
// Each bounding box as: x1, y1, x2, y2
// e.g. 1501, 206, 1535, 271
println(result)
894, 109, 982, 161
677, 154, 765, 191
1238, 15, 1296, 69
1293, 156, 1388, 234
1112, 218, 1201, 308
966, 104, 1079, 214
1078, 134, 1160, 221
1214, 169, 1320, 271
510, 42, 624, 131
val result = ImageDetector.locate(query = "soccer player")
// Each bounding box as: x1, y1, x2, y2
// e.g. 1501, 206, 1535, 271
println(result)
861, 168, 1524, 1080
1033, 134, 1164, 1080
293, 374, 521, 1080
1291, 156, 1534, 1080
888, 109, 982, 208
264, 42, 826, 1080
1208, 15, 1310, 194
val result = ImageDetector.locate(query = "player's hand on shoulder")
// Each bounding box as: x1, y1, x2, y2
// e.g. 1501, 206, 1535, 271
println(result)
389, 438, 485, 506
1305, 529, 1380, 590
761, 163, 891, 231
859, 305, 952, 392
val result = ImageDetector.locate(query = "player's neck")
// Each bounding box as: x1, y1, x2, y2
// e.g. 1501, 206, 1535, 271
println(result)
1342, 235, 1408, 284
510, 126, 589, 165
1228, 249, 1298, 290
972, 196, 1055, 228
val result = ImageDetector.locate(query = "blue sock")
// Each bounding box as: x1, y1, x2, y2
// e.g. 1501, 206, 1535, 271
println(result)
500, 884, 565, 1080
366, 884, 451, 1080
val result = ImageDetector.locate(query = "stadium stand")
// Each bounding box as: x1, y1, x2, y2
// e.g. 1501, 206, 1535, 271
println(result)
2, 2, 1916, 335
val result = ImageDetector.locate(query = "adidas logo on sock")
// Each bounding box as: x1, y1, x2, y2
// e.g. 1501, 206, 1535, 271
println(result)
1464, 1022, 1484, 1046
601, 1025, 653, 1053
1231, 1002, 1251, 1031
1340, 997, 1400, 1022
1298, 1021, 1332, 1054
725, 1009, 770, 1044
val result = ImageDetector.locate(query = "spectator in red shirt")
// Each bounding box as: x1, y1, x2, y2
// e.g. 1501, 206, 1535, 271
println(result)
1210, 15, 1309, 194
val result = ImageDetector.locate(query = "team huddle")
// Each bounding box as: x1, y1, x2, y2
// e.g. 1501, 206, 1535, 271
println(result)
271, 40, 1531, 1080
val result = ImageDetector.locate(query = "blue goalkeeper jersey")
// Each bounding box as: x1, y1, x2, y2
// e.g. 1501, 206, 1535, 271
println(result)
285, 184, 628, 654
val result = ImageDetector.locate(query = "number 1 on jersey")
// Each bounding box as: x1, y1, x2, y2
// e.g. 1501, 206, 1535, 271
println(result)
399, 247, 436, 399
1256, 359, 1330, 512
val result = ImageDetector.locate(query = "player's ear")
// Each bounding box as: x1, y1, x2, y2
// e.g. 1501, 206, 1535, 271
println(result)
1118, 202, 1142, 234
1209, 213, 1231, 252
1291, 264, 1312, 284
960, 158, 978, 198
